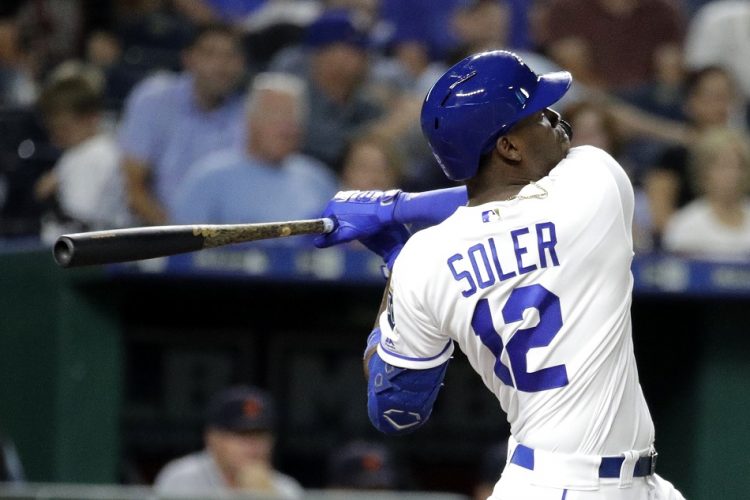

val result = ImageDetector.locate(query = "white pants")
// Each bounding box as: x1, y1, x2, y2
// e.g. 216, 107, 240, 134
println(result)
489, 462, 686, 500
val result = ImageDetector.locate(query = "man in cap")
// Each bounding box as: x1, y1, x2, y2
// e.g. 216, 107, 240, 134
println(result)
326, 440, 400, 491
154, 385, 303, 498
282, 9, 384, 171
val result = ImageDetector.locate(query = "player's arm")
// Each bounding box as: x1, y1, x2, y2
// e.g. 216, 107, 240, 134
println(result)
314, 187, 468, 249
122, 156, 168, 225
362, 283, 449, 436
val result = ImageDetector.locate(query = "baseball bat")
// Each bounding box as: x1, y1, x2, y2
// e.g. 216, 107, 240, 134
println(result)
53, 218, 335, 268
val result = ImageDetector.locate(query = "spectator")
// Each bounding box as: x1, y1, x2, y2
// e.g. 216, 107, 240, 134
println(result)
172, 0, 269, 27
326, 440, 401, 490
0, 16, 37, 106
173, 72, 337, 224
527, 0, 553, 55
33, 70, 132, 243
15, 0, 83, 77
369, 33, 447, 105
83, 30, 143, 112
447, 0, 512, 64
340, 132, 405, 191
114, 0, 195, 74
563, 100, 624, 157
620, 43, 686, 122
295, 9, 384, 171
663, 128, 750, 261
154, 385, 303, 498
546, 0, 684, 92
684, 0, 750, 101
118, 23, 247, 225
644, 66, 744, 244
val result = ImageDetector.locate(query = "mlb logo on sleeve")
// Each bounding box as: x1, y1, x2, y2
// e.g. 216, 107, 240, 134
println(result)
482, 208, 501, 223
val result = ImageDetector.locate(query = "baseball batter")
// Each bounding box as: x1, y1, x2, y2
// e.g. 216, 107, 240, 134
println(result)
316, 51, 685, 499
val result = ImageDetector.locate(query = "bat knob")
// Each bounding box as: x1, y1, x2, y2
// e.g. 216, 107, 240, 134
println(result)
53, 237, 75, 267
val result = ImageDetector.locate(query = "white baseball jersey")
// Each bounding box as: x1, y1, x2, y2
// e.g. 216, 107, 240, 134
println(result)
378, 146, 655, 456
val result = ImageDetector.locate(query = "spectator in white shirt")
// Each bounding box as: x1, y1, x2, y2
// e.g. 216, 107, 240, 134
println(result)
663, 128, 750, 260
34, 69, 132, 243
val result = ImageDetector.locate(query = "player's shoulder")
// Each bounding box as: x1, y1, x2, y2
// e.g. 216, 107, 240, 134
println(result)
553, 145, 628, 185
393, 215, 462, 276
563, 145, 619, 167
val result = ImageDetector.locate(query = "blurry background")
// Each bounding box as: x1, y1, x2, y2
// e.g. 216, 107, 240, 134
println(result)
0, 0, 749, 498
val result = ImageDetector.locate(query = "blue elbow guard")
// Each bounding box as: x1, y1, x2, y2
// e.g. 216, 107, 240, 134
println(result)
367, 352, 449, 435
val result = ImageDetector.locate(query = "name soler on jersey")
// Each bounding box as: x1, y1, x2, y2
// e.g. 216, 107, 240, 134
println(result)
447, 221, 560, 298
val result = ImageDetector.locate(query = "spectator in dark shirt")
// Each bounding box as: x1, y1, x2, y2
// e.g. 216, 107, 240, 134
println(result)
296, 10, 384, 171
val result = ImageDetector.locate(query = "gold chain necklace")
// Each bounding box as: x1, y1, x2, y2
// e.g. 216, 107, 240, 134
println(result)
506, 181, 549, 201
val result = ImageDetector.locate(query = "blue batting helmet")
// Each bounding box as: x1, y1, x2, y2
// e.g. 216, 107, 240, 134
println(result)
420, 51, 572, 181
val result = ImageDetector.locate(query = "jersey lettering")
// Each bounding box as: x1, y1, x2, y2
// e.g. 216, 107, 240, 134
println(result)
471, 284, 568, 392
447, 222, 560, 298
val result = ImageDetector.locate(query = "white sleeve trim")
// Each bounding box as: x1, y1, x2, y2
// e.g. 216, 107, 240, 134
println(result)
377, 340, 454, 370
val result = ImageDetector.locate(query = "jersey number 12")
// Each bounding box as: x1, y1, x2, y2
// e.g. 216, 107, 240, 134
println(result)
471, 284, 569, 392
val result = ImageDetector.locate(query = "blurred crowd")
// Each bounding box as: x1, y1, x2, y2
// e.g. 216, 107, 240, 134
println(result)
0, 0, 749, 261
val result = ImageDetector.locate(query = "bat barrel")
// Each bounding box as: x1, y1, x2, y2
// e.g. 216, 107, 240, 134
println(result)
53, 226, 206, 268
52, 219, 335, 268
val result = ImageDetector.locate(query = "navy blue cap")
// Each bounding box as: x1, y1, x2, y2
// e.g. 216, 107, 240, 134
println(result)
304, 10, 369, 49
328, 441, 399, 490
205, 386, 275, 433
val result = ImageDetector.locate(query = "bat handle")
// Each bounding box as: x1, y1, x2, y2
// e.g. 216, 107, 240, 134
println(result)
321, 217, 335, 233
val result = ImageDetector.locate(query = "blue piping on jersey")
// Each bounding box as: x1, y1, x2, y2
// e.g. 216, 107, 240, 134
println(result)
379, 339, 453, 362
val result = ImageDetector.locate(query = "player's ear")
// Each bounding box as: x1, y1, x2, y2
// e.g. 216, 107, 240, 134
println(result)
496, 135, 522, 163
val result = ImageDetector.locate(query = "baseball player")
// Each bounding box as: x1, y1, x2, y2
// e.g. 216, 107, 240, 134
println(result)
315, 51, 685, 499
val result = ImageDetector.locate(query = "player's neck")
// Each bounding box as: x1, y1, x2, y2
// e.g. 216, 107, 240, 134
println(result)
466, 167, 541, 206
467, 184, 526, 206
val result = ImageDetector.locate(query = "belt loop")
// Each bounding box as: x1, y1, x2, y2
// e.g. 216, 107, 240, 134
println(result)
618, 450, 638, 488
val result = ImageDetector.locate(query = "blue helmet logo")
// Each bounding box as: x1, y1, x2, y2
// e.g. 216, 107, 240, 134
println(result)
420, 51, 572, 181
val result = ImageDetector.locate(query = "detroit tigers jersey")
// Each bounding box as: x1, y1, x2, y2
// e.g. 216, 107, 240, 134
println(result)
377, 146, 655, 456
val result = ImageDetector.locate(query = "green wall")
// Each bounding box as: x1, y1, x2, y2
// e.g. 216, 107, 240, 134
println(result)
0, 251, 121, 482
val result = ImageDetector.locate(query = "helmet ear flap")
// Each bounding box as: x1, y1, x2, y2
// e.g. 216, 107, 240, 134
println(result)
420, 50, 572, 182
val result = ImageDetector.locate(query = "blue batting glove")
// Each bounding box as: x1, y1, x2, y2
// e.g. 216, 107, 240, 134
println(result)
314, 187, 468, 249
314, 190, 403, 248
360, 223, 410, 270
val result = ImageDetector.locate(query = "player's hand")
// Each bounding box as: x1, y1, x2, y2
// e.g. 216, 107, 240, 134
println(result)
315, 190, 403, 248
360, 223, 410, 270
